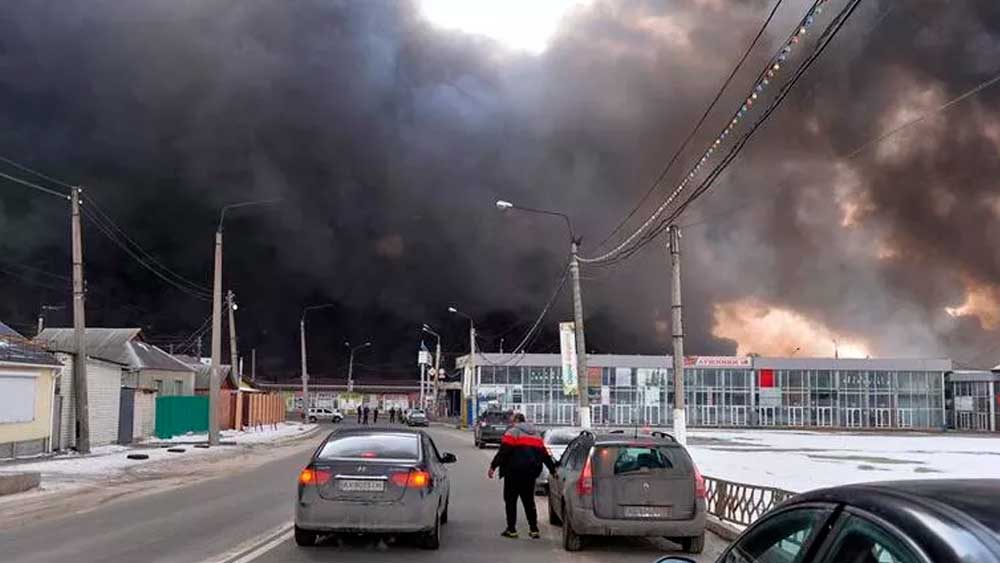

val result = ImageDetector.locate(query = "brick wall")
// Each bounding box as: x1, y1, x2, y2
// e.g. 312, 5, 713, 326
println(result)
56, 353, 122, 449
133, 390, 157, 440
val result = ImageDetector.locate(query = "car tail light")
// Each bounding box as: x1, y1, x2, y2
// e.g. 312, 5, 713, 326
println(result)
299, 467, 331, 486
391, 469, 432, 489
576, 455, 594, 496
693, 465, 707, 499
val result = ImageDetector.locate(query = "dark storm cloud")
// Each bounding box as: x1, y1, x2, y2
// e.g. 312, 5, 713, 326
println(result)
2, 0, 999, 373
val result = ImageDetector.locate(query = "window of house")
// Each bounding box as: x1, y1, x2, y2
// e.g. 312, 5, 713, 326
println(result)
154, 379, 164, 395
0, 375, 36, 423
174, 380, 184, 395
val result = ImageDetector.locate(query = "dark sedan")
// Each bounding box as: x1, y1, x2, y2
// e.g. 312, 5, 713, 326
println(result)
659, 479, 1000, 563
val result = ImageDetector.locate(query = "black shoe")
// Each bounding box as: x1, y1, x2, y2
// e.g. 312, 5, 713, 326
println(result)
529, 530, 541, 539
501, 530, 519, 539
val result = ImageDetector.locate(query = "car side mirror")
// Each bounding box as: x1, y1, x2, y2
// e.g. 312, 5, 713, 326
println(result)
441, 452, 457, 464
654, 558, 696, 563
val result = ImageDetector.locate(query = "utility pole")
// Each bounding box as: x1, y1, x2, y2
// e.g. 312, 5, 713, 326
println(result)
570, 239, 591, 429
37, 315, 44, 337
71, 187, 91, 453
209, 228, 223, 445
227, 290, 241, 430
347, 343, 355, 394
433, 338, 442, 416
251, 348, 256, 382
300, 317, 309, 418
466, 324, 475, 427
669, 225, 687, 446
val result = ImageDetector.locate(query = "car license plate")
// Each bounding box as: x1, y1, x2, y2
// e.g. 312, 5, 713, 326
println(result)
624, 506, 670, 518
492, 425, 506, 430
338, 479, 385, 492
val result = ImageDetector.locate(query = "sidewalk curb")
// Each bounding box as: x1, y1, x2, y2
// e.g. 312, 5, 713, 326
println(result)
705, 514, 743, 542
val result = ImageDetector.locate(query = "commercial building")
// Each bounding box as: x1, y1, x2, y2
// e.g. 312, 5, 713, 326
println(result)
455, 354, 955, 431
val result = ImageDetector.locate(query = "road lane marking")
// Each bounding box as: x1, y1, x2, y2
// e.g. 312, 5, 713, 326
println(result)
207, 520, 292, 563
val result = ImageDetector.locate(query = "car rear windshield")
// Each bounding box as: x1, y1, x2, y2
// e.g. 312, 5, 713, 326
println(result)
595, 445, 690, 475
480, 412, 508, 423
317, 434, 419, 461
545, 429, 582, 445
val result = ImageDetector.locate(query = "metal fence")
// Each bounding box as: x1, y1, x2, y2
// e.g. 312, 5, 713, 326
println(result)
704, 475, 796, 527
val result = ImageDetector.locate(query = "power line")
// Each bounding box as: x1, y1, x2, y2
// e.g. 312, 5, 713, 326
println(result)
0, 170, 70, 200
84, 195, 211, 294
585, 0, 860, 265
594, 0, 786, 251
0, 155, 75, 190
580, 0, 828, 264
81, 205, 212, 301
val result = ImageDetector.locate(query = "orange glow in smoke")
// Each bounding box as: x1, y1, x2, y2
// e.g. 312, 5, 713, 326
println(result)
712, 299, 872, 358
946, 280, 1000, 330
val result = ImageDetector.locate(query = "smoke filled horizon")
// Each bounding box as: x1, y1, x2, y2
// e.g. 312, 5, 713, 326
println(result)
2, 0, 999, 379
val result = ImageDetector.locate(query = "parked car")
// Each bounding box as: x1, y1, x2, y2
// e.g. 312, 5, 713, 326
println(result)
307, 407, 343, 423
657, 479, 1000, 563
295, 427, 456, 549
548, 430, 706, 553
536, 427, 584, 494
474, 410, 511, 448
406, 409, 429, 427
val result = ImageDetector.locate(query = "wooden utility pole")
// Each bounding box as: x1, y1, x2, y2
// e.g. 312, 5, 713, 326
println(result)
71, 187, 91, 453
251, 348, 256, 382
669, 225, 687, 446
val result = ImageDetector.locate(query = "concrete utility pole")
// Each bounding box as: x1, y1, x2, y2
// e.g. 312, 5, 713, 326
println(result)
251, 348, 256, 382
569, 239, 591, 429
70, 187, 91, 453
495, 200, 591, 429
300, 304, 337, 415
209, 228, 223, 445
421, 324, 442, 415
346, 341, 371, 395
300, 317, 309, 416
669, 225, 687, 446
449, 307, 475, 428
227, 290, 241, 430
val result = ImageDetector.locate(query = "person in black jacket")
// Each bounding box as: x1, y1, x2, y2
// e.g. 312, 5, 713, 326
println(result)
488, 413, 556, 539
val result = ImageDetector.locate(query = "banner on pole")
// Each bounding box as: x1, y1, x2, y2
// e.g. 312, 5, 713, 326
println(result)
559, 321, 578, 396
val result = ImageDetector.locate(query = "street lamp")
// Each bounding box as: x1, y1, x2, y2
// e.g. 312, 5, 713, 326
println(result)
449, 306, 476, 428
422, 324, 443, 414
494, 199, 591, 429
209, 198, 280, 445
299, 303, 336, 421
345, 341, 372, 394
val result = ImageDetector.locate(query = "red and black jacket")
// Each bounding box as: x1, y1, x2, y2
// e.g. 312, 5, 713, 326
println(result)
490, 423, 557, 480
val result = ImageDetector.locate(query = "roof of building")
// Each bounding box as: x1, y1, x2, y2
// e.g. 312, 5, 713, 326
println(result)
35, 328, 193, 372
0, 320, 22, 338
456, 353, 954, 371
172, 354, 234, 389
948, 370, 1000, 382
0, 321, 62, 368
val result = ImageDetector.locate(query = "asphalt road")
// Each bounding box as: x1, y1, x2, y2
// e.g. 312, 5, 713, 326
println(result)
0, 424, 728, 563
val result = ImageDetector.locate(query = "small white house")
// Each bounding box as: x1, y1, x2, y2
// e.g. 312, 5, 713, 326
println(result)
36, 328, 196, 446
0, 322, 63, 458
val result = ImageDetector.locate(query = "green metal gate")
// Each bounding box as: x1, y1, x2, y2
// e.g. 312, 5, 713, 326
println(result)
155, 396, 209, 439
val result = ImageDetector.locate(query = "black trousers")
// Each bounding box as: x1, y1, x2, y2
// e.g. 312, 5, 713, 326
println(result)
503, 477, 538, 532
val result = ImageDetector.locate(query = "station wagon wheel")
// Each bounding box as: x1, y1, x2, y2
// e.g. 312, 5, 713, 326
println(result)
294, 525, 318, 547
679, 533, 704, 554
562, 507, 582, 551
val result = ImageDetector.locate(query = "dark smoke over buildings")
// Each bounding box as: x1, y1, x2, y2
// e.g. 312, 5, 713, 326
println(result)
1, 1, 999, 378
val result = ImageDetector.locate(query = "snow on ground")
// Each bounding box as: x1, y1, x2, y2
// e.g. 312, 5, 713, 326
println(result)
688, 428, 1000, 493
0, 422, 317, 485
147, 422, 317, 445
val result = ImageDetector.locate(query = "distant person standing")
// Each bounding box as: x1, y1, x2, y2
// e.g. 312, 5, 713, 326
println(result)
356, 406, 363, 424
389, 407, 396, 424
363, 405, 370, 425
373, 406, 380, 424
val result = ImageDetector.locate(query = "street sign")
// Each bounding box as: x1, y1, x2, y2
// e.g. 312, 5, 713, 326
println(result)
418, 350, 432, 365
